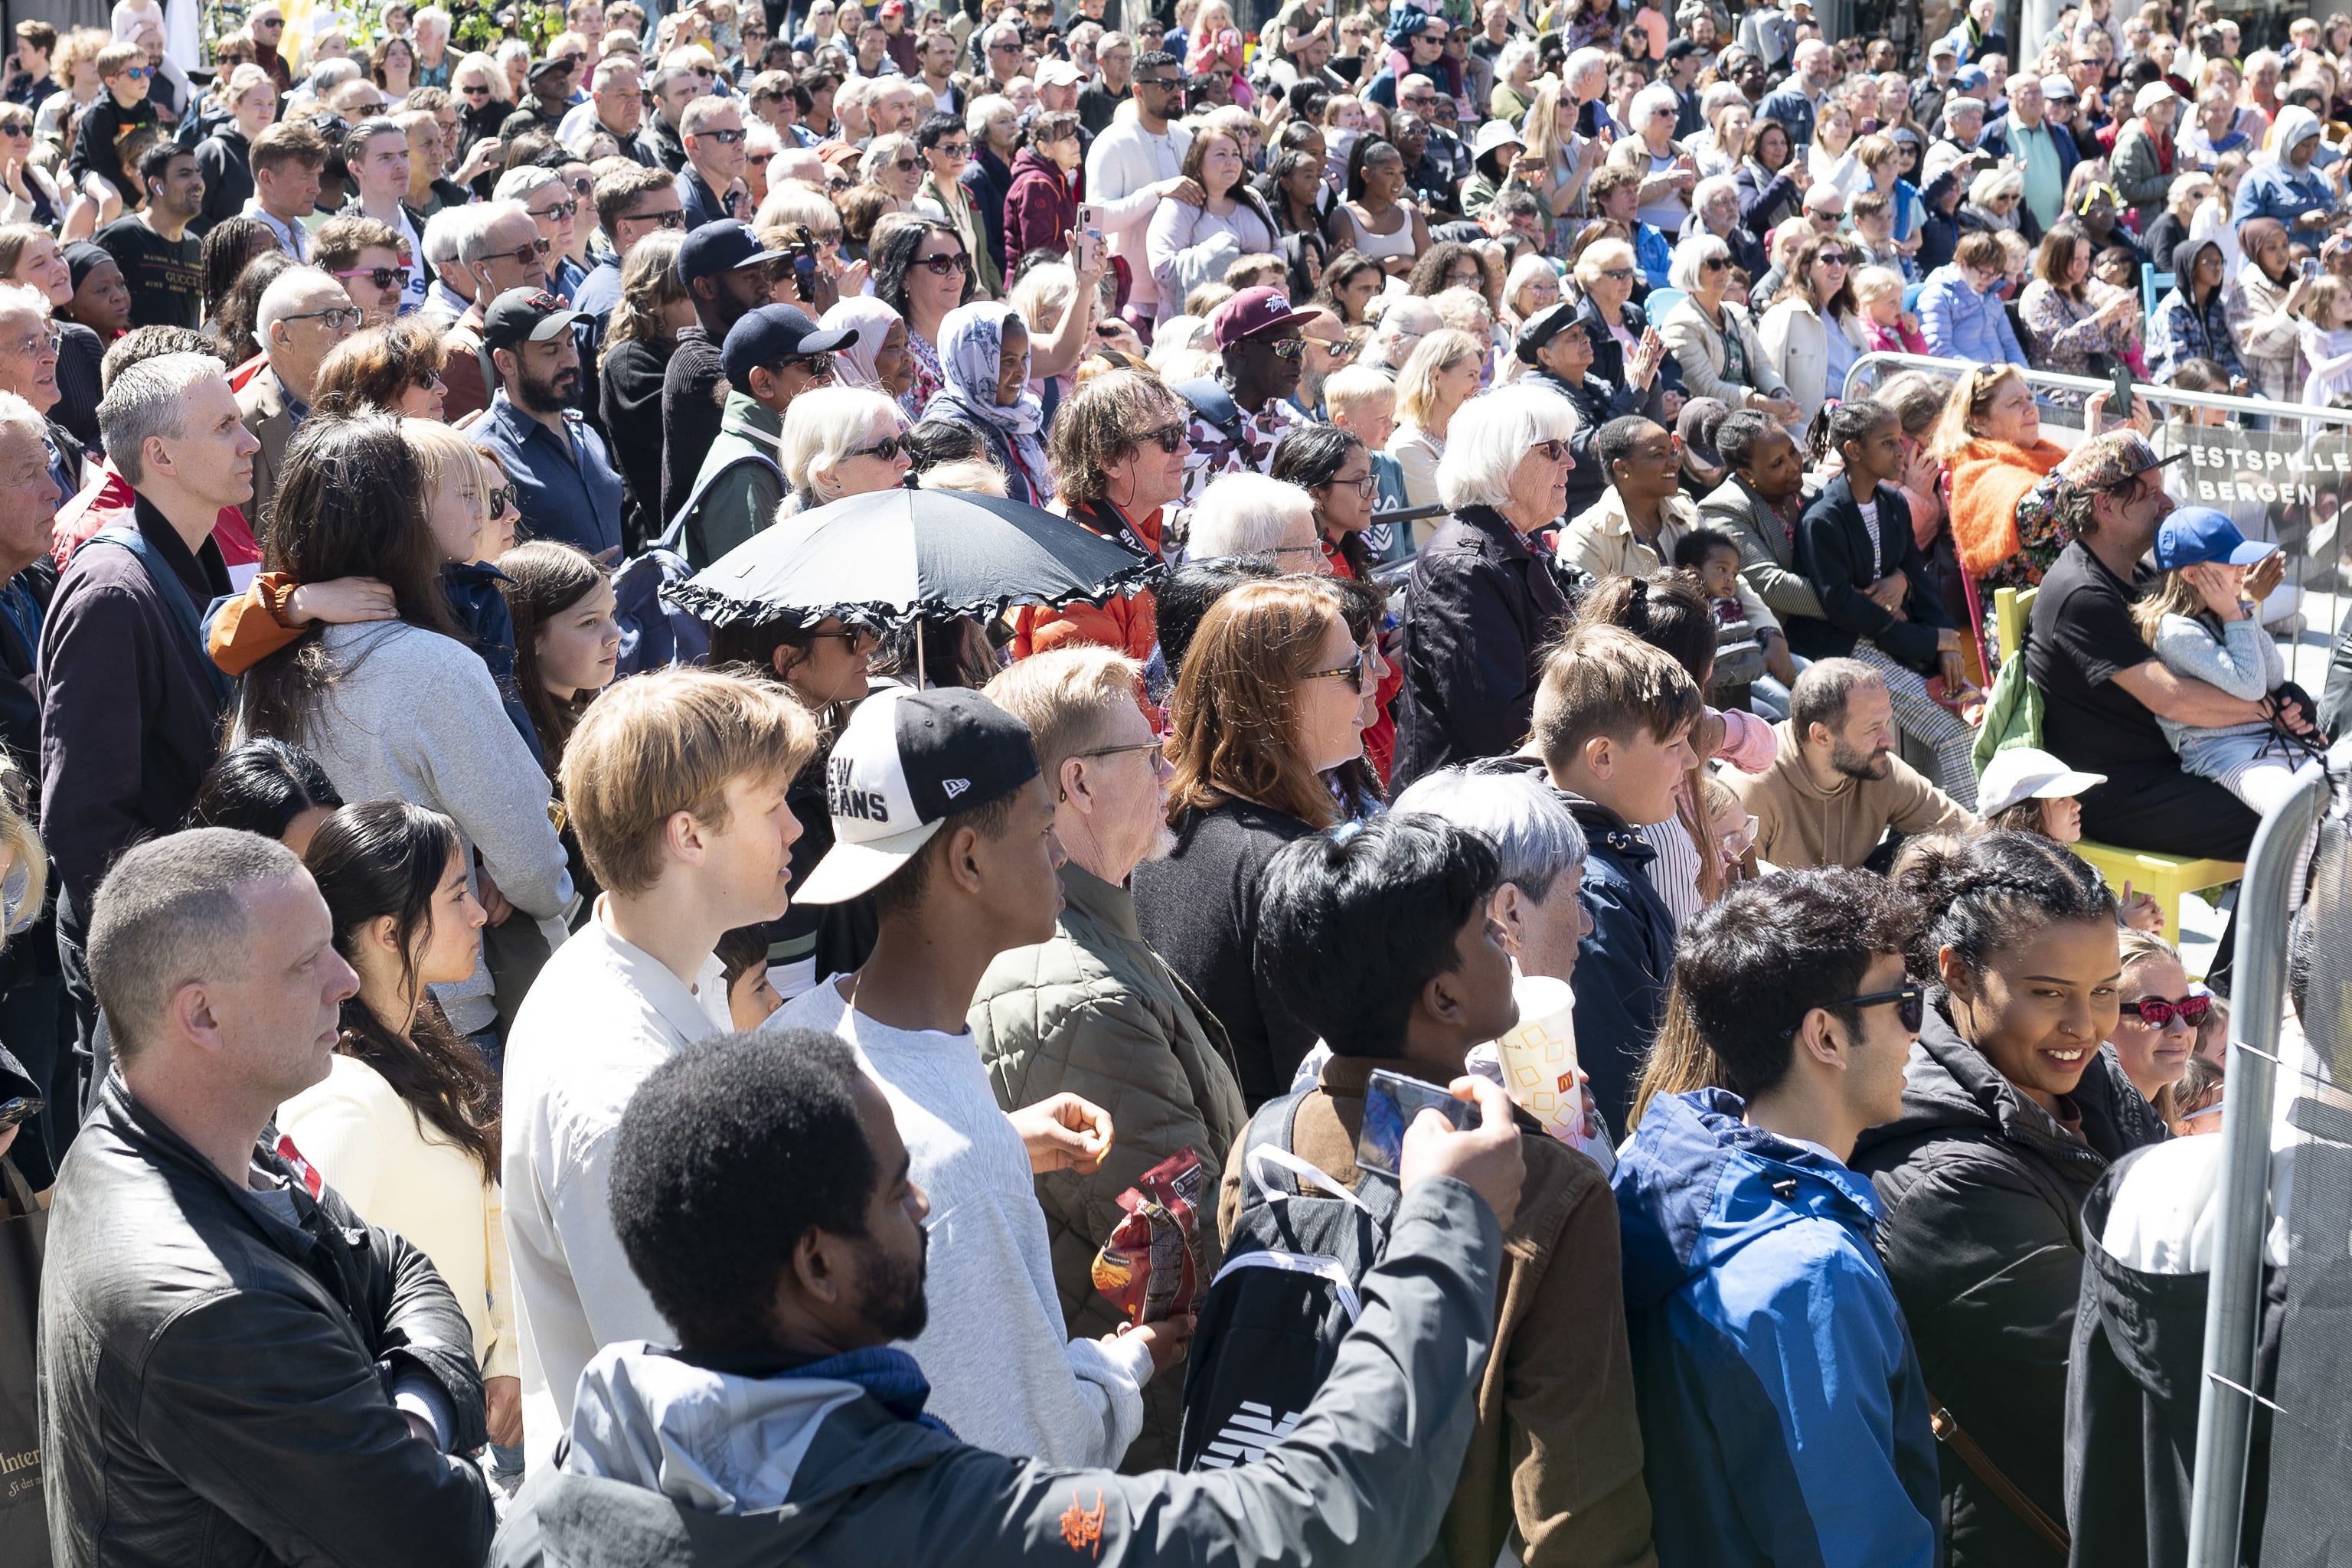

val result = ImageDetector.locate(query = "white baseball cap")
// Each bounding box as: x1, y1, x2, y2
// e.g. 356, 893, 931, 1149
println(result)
1977, 746, 2107, 818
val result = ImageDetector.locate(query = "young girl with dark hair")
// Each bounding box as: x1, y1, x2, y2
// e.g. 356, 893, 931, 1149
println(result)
1852, 830, 2167, 1568
276, 799, 519, 1464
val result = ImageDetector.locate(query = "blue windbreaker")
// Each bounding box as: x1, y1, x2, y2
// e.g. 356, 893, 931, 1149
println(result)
1612, 1089, 1940, 1568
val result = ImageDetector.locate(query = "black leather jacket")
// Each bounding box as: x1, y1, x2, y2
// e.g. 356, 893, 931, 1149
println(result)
40, 1073, 495, 1566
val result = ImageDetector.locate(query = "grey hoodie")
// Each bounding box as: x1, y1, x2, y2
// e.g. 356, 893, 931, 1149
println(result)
490, 1176, 1504, 1568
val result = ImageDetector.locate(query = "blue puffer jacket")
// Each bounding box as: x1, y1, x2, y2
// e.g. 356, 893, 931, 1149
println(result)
1614, 1089, 1941, 1568
1917, 263, 2024, 364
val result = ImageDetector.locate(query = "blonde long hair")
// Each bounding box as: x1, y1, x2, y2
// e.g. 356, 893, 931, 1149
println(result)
2130, 566, 2212, 645
1926, 362, 2028, 465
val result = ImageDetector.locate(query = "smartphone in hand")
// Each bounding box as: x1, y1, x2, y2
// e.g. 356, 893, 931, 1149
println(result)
1356, 1068, 1476, 1176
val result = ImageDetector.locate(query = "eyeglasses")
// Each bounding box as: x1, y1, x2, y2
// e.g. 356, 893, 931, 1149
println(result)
916, 251, 970, 275
2120, 994, 2213, 1028
3, 328, 59, 357
848, 432, 907, 461
1320, 469, 1378, 497
1132, 420, 1187, 453
1070, 738, 1166, 766
334, 264, 409, 290
1263, 337, 1307, 360
1305, 648, 1366, 692
936, 141, 970, 157
623, 207, 687, 229
484, 482, 516, 519
774, 351, 837, 381
482, 236, 554, 267
1597, 266, 1635, 281
284, 305, 364, 331
1827, 984, 1926, 1033
699, 128, 746, 145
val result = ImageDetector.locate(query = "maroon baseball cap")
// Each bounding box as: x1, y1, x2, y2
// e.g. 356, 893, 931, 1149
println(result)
1207, 286, 1321, 349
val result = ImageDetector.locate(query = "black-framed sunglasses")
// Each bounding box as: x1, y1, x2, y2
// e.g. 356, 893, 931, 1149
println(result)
461, 83, 492, 96
625, 207, 687, 230
1305, 648, 1365, 693
2120, 994, 2213, 1028
1132, 420, 1187, 453
916, 251, 970, 275
700, 128, 746, 145
1134, 74, 1181, 90
333, 264, 409, 291
484, 482, 517, 519
848, 432, 907, 461
1823, 984, 1926, 1033
775, 351, 837, 381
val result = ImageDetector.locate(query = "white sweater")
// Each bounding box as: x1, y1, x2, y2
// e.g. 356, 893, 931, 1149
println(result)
277, 1053, 516, 1379
502, 900, 731, 1471
1084, 118, 1193, 317
776, 978, 1152, 1466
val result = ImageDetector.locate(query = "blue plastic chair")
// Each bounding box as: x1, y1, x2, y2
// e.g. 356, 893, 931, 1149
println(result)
1644, 287, 1686, 329
2141, 263, 2174, 316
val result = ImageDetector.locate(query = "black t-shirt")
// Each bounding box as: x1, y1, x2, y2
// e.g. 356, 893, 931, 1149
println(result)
2026, 539, 2172, 769
94, 217, 201, 330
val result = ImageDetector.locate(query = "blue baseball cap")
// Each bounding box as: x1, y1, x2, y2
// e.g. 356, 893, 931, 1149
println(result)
2154, 507, 2278, 570
678, 220, 786, 287
721, 304, 853, 394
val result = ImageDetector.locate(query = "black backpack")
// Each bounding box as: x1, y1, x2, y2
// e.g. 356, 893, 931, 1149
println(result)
1177, 1091, 1397, 1471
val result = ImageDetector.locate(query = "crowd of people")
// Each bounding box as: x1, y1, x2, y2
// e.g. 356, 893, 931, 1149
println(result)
0, 0, 2335, 1562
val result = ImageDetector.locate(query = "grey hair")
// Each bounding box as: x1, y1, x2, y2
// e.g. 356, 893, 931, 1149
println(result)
87, 828, 304, 1065
680, 93, 740, 137
1494, 38, 1537, 80
423, 201, 491, 270
1628, 82, 1681, 131
0, 388, 48, 450
1392, 766, 1587, 900
493, 165, 563, 204
591, 54, 639, 93
256, 266, 343, 341
965, 93, 1014, 139
776, 385, 904, 515
1700, 80, 1748, 116
861, 132, 916, 184
0, 282, 49, 327
309, 57, 363, 94
1668, 232, 1732, 292
459, 199, 534, 263
1187, 472, 1315, 558
1566, 45, 1612, 83
98, 352, 226, 487
1436, 382, 1577, 511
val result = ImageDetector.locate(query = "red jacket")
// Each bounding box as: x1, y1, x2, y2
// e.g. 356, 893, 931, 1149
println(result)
1004, 146, 1078, 261
51, 460, 260, 576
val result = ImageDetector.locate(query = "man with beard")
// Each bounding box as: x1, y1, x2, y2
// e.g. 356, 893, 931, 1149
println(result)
472, 288, 625, 557
1730, 658, 1971, 872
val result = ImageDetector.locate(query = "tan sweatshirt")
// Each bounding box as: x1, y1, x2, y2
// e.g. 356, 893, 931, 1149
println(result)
1730, 720, 1975, 871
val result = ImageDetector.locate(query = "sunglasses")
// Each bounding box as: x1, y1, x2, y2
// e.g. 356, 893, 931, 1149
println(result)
916, 251, 970, 275
774, 351, 836, 381
1817, 251, 1849, 264
1830, 983, 1926, 1033
1702, 255, 1731, 270
1264, 337, 1307, 360
1305, 648, 1366, 693
415, 369, 446, 392
116, 66, 153, 80
699, 128, 747, 146
848, 432, 907, 461
625, 207, 687, 229
1132, 420, 1187, 453
484, 482, 516, 519
2120, 994, 2213, 1027
334, 264, 409, 291
1135, 75, 1180, 90
1530, 438, 1570, 461
936, 141, 970, 157
462, 83, 492, 96
485, 237, 554, 266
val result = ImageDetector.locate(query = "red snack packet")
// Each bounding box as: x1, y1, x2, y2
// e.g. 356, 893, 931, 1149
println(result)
1089, 1148, 1207, 1327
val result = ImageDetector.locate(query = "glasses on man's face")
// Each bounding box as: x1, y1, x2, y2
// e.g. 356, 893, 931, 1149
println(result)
256, 15, 284, 28
2120, 994, 2213, 1028
776, 351, 836, 381
699, 128, 747, 146
1135, 74, 1180, 92
4, 327, 59, 359
1402, 91, 1437, 107
487, 237, 554, 268
916, 250, 969, 275
625, 207, 687, 230
1805, 983, 1926, 1034
1264, 337, 1307, 360
1321, 469, 1378, 497
1304, 648, 1365, 693
848, 432, 907, 462
334, 264, 410, 291
1132, 420, 1187, 454
286, 305, 364, 332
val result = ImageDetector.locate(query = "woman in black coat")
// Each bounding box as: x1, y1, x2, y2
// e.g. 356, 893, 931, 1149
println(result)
1789, 398, 1978, 805
1853, 831, 2168, 1568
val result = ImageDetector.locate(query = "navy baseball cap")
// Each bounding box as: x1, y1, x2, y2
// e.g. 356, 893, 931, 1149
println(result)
678, 220, 786, 287
2154, 507, 2278, 571
721, 305, 854, 394
795, 687, 1042, 903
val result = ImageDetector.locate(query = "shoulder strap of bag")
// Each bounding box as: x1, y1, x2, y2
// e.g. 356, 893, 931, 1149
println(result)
1174, 377, 1248, 448
1929, 1400, 2071, 1554
81, 526, 233, 704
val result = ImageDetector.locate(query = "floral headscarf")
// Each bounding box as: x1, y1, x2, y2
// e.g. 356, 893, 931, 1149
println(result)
822, 296, 906, 394
923, 301, 1054, 502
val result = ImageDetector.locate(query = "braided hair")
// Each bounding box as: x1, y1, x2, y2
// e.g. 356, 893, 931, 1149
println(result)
1893, 829, 2117, 990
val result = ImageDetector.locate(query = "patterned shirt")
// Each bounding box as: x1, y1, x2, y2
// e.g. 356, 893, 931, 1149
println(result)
1178, 392, 1304, 514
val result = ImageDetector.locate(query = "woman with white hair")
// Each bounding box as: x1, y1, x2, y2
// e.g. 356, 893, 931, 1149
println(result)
860, 131, 923, 216
1385, 327, 1486, 526
1957, 165, 2026, 237
1681, 172, 1767, 279
1186, 472, 1326, 569
1390, 763, 1589, 984
776, 385, 913, 518
1489, 38, 1540, 122
1502, 251, 1562, 333
1390, 383, 1580, 790
1658, 233, 1798, 421
1611, 80, 1697, 232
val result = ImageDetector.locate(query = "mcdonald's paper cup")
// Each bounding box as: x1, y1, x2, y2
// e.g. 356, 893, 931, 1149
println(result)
1496, 974, 1581, 1141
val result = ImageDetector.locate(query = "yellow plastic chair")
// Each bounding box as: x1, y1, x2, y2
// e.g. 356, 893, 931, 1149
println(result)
1985, 588, 2243, 952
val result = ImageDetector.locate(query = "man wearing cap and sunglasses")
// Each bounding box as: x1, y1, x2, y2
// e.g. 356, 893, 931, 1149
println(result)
660, 219, 792, 530
1174, 286, 1315, 509
469, 287, 626, 559
675, 303, 853, 567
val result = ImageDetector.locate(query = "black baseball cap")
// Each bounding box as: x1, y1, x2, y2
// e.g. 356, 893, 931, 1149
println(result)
721, 304, 854, 394
678, 220, 786, 287
482, 288, 586, 354
1514, 299, 1583, 364
796, 687, 1042, 903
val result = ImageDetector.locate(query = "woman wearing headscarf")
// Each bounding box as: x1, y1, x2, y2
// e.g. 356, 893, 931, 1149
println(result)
822, 296, 916, 407
913, 301, 1054, 506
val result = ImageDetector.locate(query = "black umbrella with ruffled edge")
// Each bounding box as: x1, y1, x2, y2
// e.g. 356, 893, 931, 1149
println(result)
669, 486, 1163, 637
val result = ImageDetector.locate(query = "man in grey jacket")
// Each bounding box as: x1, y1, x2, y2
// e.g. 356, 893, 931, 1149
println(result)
492, 1026, 1525, 1568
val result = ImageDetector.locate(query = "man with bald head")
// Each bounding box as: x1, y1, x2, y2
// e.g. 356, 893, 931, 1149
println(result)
241, 267, 358, 537
41, 828, 495, 1563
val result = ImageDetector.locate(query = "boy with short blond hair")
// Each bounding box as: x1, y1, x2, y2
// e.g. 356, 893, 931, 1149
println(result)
1324, 364, 1412, 557
1521, 623, 1702, 1130
505, 666, 818, 1470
